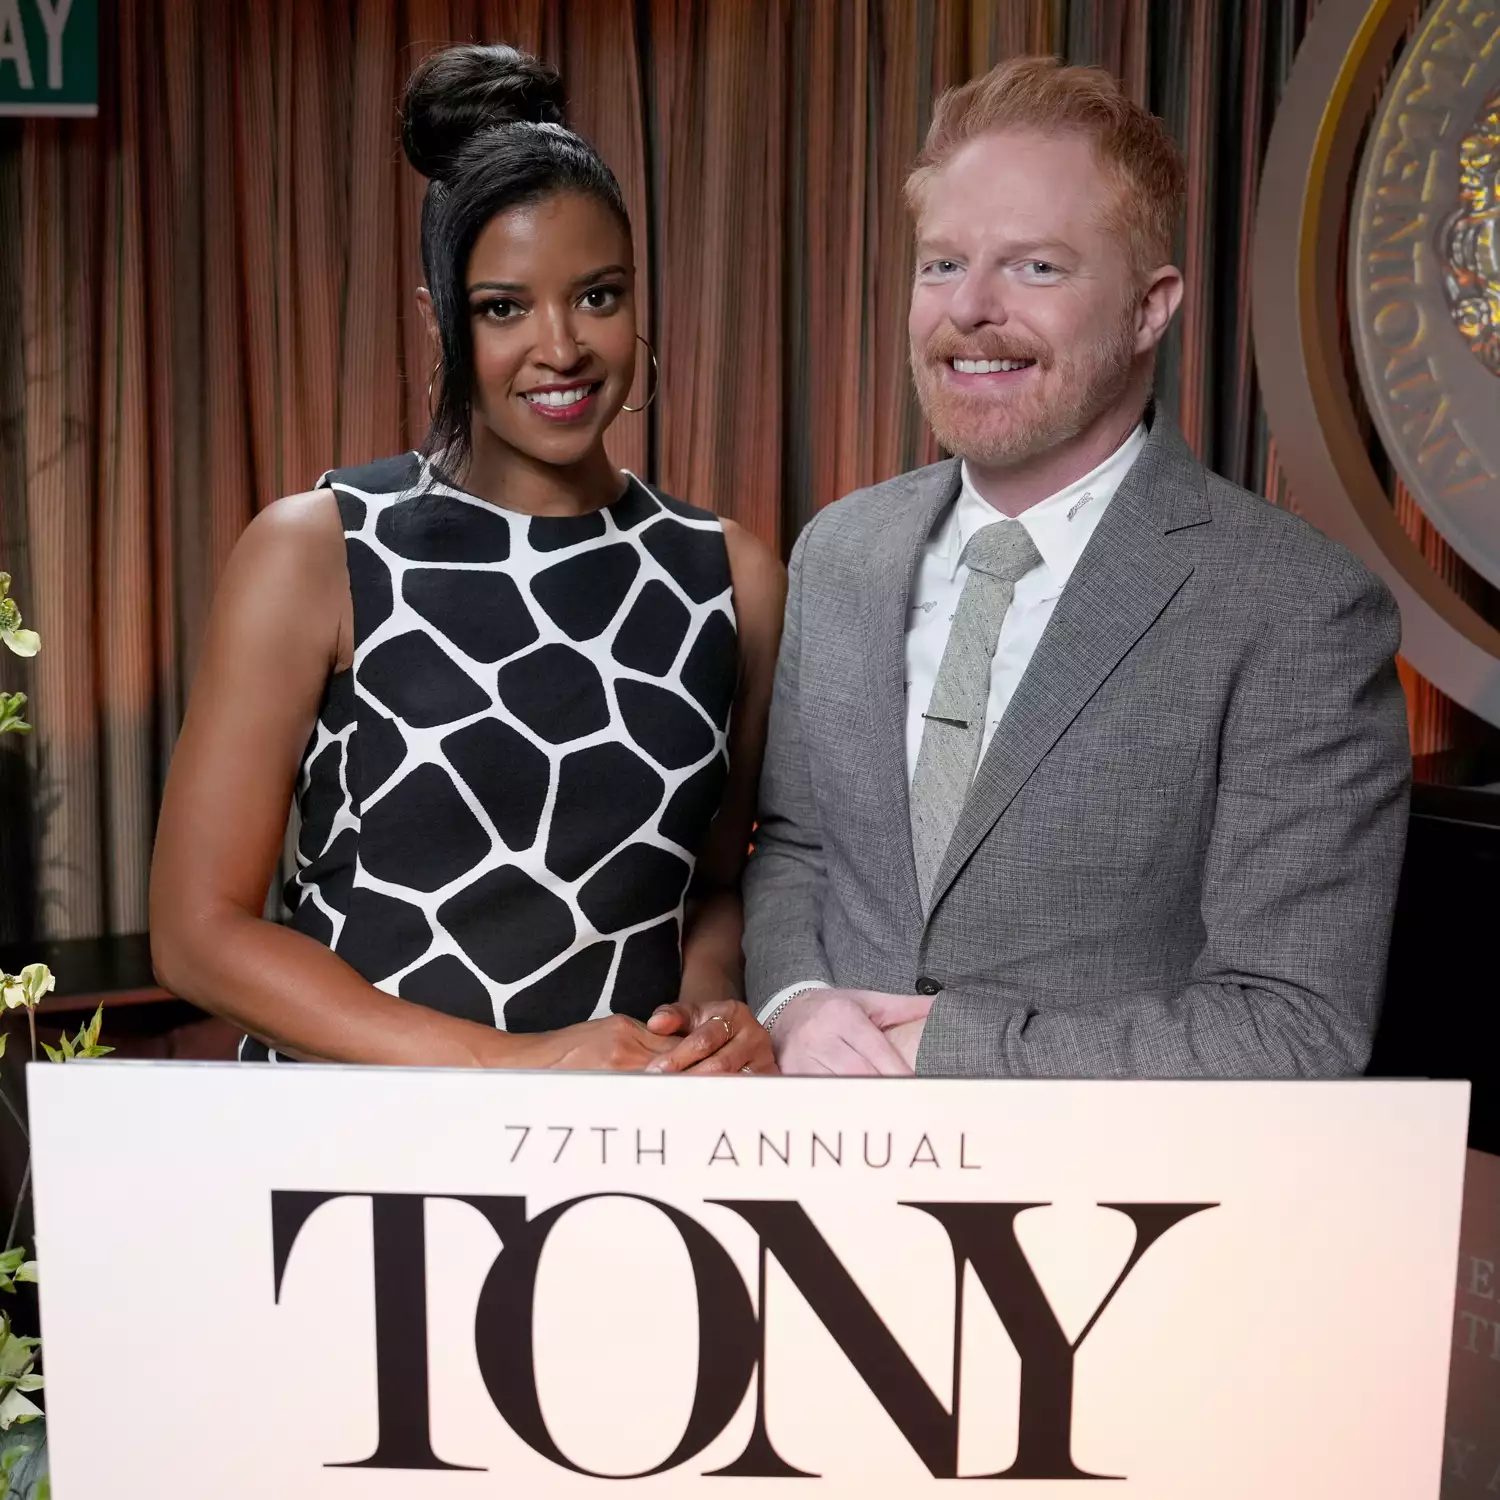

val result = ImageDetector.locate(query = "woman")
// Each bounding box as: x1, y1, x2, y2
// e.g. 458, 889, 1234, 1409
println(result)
149, 44, 784, 1074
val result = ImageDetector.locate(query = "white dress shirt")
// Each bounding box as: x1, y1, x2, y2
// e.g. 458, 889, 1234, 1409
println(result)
756, 423, 1147, 1025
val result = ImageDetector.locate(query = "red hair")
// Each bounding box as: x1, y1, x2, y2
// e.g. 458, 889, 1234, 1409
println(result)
906, 56, 1186, 278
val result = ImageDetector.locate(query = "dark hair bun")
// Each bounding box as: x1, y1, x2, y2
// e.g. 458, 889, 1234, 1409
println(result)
401, 44, 566, 181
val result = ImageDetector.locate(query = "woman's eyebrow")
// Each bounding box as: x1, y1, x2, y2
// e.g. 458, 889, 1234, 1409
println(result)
468, 265, 628, 296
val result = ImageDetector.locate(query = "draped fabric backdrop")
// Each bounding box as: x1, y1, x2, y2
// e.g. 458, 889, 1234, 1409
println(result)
1, 0, 1495, 944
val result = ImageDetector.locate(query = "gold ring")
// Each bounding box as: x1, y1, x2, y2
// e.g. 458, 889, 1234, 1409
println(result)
709, 1014, 732, 1040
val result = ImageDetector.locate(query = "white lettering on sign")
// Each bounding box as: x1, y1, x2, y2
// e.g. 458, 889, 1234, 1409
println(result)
0, 0, 33, 92
36, 0, 73, 90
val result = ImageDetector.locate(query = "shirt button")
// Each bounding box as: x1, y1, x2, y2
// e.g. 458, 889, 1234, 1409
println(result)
915, 976, 943, 996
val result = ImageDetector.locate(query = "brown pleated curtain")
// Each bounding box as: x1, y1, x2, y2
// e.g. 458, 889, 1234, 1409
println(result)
0, 0, 1494, 945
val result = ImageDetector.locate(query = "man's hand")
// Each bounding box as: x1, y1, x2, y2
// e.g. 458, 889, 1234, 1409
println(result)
643, 999, 777, 1075
770, 989, 932, 1075
884, 1017, 926, 1070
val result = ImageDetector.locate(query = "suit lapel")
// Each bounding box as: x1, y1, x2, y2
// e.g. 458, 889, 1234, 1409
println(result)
927, 420, 1211, 913
862, 460, 962, 928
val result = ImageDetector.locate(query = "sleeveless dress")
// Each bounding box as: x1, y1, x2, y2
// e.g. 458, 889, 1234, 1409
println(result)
240, 452, 738, 1062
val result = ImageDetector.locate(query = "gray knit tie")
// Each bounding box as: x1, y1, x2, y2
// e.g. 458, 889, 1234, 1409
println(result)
909, 521, 1042, 908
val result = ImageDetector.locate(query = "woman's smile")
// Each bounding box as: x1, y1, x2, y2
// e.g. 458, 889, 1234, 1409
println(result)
520, 378, 604, 422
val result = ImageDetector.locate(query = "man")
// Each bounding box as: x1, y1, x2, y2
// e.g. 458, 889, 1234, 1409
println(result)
742, 57, 1410, 1078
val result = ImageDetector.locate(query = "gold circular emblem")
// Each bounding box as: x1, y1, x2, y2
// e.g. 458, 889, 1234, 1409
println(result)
1444, 87, 1500, 375
1351, 10, 1500, 591
1253, 0, 1500, 727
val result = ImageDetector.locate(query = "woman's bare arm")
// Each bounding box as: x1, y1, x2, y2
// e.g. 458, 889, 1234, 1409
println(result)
646, 518, 786, 1072
149, 490, 547, 1067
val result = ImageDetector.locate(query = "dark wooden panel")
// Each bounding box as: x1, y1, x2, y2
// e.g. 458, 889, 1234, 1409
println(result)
1370, 784, 1500, 1154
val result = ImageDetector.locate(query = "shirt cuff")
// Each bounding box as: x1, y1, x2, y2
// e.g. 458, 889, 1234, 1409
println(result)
756, 980, 831, 1028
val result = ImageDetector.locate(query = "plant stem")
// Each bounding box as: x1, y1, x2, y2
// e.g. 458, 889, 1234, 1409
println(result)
3, 1157, 28, 1253
24, 1010, 34, 1067
0, 1086, 24, 1144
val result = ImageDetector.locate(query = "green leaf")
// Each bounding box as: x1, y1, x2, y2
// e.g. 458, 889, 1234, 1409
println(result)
0, 1035, 6, 1060
12, 1266, 35, 1288
77, 1005, 111, 1060
37, 1045, 59, 1065
0, 1442, 30, 1500
71, 1003, 112, 1060
0, 1331, 39, 1380
0, 694, 28, 737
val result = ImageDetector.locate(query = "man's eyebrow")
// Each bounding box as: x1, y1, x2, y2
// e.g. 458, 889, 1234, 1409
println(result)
913, 237, 1080, 263
1007, 240, 1077, 259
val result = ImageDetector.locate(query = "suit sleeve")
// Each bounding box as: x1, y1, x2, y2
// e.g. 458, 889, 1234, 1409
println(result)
916, 561, 1412, 1078
742, 519, 835, 1007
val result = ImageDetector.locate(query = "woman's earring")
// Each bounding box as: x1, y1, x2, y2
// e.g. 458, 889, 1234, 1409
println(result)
622, 335, 659, 414
427, 363, 441, 419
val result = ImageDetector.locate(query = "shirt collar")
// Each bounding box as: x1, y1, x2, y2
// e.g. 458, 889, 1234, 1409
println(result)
937, 422, 1148, 588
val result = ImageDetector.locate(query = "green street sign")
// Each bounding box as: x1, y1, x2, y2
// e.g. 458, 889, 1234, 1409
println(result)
0, 0, 97, 118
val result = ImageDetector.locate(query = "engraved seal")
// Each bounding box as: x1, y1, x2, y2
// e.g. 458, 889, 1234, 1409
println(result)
1441, 85, 1500, 376
1351, 0, 1500, 592
1254, 0, 1500, 728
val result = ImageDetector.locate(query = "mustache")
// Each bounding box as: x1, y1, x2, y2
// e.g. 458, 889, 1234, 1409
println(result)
919, 329, 1052, 368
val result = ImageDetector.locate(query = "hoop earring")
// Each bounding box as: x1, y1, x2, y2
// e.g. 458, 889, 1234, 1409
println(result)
427, 363, 441, 419
621, 335, 659, 413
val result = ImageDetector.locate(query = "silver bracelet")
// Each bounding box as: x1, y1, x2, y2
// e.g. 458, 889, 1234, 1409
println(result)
761, 985, 823, 1032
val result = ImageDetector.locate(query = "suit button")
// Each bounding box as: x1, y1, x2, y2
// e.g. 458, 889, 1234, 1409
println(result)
915, 976, 943, 996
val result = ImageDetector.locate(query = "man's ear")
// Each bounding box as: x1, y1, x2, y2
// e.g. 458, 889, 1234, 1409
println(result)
415, 287, 440, 351
1136, 264, 1184, 355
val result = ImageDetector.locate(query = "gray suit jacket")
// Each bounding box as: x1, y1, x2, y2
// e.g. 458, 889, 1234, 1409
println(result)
742, 416, 1411, 1077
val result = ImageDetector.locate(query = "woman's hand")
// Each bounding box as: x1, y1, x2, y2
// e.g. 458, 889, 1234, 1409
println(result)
642, 999, 777, 1075
512, 1014, 681, 1072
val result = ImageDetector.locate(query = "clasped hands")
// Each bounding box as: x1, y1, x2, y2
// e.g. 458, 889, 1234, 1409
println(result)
647, 988, 933, 1076
539, 990, 931, 1076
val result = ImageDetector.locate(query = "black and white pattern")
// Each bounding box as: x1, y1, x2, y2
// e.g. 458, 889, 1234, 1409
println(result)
241, 453, 736, 1062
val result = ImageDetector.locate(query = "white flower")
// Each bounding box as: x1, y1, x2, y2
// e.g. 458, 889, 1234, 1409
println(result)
1, 965, 52, 1011
0, 574, 38, 658
0, 1318, 41, 1430
0, 1384, 42, 1428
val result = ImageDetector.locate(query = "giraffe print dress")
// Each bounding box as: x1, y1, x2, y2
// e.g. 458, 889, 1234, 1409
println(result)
239, 452, 737, 1061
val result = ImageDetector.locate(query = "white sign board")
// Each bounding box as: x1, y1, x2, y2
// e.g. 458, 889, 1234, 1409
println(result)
27, 1064, 1468, 1498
